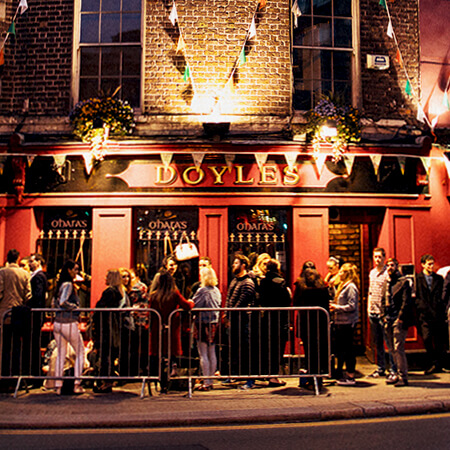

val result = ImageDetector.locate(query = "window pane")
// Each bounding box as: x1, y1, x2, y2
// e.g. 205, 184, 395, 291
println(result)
294, 48, 313, 80
122, 13, 141, 42
80, 14, 99, 43
314, 50, 331, 80
101, 13, 121, 42
80, 47, 99, 76
313, 17, 331, 46
102, 0, 120, 11
122, 78, 140, 107
79, 78, 99, 100
123, 0, 141, 12
334, 19, 352, 48
298, 0, 311, 15
293, 79, 313, 110
313, 0, 331, 16
293, 16, 313, 46
334, 51, 352, 80
81, 0, 99, 12
334, 0, 352, 17
101, 78, 121, 96
101, 47, 121, 76
122, 46, 141, 76
334, 81, 352, 102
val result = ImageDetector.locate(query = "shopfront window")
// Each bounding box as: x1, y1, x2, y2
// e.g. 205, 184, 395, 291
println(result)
228, 208, 289, 281
135, 208, 199, 298
36, 208, 92, 307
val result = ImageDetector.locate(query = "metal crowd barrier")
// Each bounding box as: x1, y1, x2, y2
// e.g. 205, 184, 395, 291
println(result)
0, 307, 162, 398
0, 306, 330, 398
168, 307, 331, 397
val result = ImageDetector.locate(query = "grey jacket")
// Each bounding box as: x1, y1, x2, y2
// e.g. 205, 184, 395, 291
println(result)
333, 282, 359, 326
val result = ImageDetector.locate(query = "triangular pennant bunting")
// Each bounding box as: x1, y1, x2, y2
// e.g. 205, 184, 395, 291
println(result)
379, 0, 387, 10
258, 0, 267, 9
26, 155, 35, 167
83, 153, 94, 175
420, 157, 431, 176
416, 106, 425, 123
169, 2, 178, 26
183, 65, 190, 82
343, 155, 355, 176
176, 35, 185, 53
397, 156, 406, 175
396, 49, 403, 67
0, 156, 6, 175
284, 152, 297, 170
431, 115, 439, 129
8, 21, 16, 36
249, 17, 257, 39
369, 154, 383, 176
255, 153, 268, 170
443, 154, 450, 179
443, 91, 450, 111
387, 20, 394, 38
313, 153, 327, 177
291, 0, 302, 28
239, 48, 246, 66
161, 153, 173, 168
405, 79, 412, 96
18, 0, 28, 14
224, 154, 235, 170
53, 155, 66, 168
0, 49, 4, 75
192, 153, 205, 168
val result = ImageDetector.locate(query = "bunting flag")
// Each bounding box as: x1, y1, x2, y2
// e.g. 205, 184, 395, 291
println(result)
249, 17, 257, 39
224, 154, 235, 170
183, 65, 190, 82
284, 152, 297, 170
443, 154, 450, 179
176, 35, 185, 53
83, 154, 94, 175
443, 90, 450, 110
53, 155, 66, 168
0, 49, 4, 76
343, 154, 355, 176
169, 2, 178, 26
420, 156, 431, 176
18, 0, 28, 14
239, 48, 246, 66
416, 106, 425, 123
192, 153, 205, 168
369, 154, 383, 176
255, 153, 268, 170
160, 153, 173, 168
0, 156, 6, 175
397, 156, 406, 175
379, 0, 387, 9
26, 155, 35, 167
291, 0, 302, 28
8, 21, 16, 36
405, 79, 412, 96
387, 20, 394, 39
313, 153, 327, 177
395, 49, 403, 67
258, 0, 267, 9
431, 115, 439, 129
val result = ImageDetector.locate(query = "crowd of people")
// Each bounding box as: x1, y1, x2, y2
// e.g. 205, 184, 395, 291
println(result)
0, 246, 449, 394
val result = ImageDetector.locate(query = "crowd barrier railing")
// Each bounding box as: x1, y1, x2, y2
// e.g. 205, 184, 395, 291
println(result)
0, 306, 330, 398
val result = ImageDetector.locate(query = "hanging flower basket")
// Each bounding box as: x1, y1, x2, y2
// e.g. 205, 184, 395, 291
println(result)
302, 96, 361, 161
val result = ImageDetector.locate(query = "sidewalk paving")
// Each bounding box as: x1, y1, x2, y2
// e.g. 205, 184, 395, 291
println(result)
1, 357, 450, 429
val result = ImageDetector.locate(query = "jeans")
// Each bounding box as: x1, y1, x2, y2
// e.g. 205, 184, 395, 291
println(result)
197, 341, 217, 386
384, 320, 408, 379
369, 314, 396, 373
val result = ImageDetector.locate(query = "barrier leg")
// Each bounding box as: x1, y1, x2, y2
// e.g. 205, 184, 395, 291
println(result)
313, 376, 320, 396
187, 376, 192, 399
13, 377, 23, 399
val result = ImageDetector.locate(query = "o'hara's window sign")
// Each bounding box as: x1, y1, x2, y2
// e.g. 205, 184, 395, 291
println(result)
43, 208, 92, 232
229, 208, 288, 236
136, 208, 199, 236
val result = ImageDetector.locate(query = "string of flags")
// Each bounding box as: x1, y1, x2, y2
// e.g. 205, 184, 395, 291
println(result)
379, 0, 450, 130
168, 0, 266, 114
0, 0, 28, 72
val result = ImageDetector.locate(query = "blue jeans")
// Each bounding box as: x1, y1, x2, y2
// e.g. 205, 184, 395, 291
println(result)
369, 315, 396, 373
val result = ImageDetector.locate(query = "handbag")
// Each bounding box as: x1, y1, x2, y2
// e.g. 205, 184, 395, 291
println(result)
174, 232, 199, 261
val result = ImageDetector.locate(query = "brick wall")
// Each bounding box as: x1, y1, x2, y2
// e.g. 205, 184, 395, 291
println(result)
360, 0, 420, 121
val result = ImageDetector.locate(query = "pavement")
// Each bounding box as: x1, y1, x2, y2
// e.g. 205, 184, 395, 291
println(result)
1, 356, 450, 429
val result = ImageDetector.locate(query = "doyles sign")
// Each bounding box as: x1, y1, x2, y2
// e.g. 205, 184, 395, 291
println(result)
43, 208, 91, 231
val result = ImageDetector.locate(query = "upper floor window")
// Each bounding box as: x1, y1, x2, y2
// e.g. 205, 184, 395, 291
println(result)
77, 0, 142, 108
292, 0, 355, 110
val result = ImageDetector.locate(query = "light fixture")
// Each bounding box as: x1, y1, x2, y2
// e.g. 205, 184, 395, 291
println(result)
319, 120, 338, 139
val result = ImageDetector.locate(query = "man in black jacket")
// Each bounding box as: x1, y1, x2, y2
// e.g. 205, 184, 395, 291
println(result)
381, 258, 413, 387
415, 254, 446, 374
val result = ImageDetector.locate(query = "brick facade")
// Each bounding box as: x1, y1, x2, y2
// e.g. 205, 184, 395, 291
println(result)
0, 0, 422, 134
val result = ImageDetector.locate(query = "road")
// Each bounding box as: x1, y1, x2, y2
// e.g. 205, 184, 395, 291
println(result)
1, 413, 450, 449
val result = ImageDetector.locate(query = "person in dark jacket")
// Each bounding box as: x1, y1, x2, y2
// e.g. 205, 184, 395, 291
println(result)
92, 269, 125, 393
259, 259, 291, 387
415, 254, 446, 374
381, 258, 414, 387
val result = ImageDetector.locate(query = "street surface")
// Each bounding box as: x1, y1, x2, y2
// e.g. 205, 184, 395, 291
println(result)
1, 413, 450, 449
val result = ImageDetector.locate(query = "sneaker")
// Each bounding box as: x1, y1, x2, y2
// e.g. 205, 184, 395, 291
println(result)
386, 373, 399, 385
239, 381, 255, 390
367, 369, 385, 378
424, 364, 436, 375
222, 378, 237, 385
336, 377, 356, 386
394, 377, 409, 387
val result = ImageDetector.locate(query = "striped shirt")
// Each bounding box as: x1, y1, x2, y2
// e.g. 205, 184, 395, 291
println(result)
368, 266, 388, 316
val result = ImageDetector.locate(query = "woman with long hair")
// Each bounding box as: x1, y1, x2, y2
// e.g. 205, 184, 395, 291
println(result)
192, 267, 221, 391
148, 269, 194, 392
329, 263, 360, 386
92, 269, 126, 393
53, 259, 85, 395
